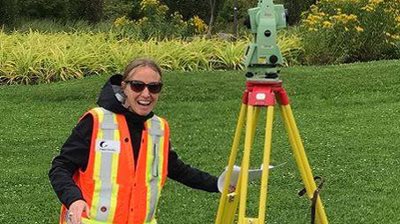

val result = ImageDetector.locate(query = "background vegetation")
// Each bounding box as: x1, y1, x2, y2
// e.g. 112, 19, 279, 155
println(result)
1, 0, 399, 86
1, 61, 399, 223
301, 0, 400, 64
0, 29, 303, 85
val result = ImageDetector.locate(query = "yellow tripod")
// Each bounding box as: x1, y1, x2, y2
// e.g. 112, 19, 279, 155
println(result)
215, 80, 328, 224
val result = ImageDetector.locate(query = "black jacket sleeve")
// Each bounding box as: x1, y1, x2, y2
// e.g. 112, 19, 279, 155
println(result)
167, 148, 219, 193
48, 115, 92, 208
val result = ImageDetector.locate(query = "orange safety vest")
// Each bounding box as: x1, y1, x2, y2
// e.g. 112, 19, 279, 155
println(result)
59, 107, 169, 224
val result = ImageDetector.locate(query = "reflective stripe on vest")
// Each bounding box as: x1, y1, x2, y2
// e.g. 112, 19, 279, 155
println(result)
90, 107, 120, 222
145, 116, 165, 222
59, 107, 169, 224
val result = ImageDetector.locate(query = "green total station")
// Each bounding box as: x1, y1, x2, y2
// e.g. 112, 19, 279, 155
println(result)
244, 0, 287, 80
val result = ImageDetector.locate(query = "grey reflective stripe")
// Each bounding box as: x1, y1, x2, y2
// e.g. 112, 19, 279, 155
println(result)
95, 108, 117, 221
146, 116, 164, 222
152, 144, 158, 177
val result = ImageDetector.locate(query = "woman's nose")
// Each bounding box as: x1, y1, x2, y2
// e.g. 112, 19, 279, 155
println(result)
140, 86, 151, 97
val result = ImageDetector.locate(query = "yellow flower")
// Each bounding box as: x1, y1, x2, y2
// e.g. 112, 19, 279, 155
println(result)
322, 21, 333, 29
192, 16, 208, 33
347, 14, 358, 21
361, 5, 373, 12
369, 0, 383, 4
140, 0, 158, 9
355, 26, 364, 32
362, 0, 384, 12
113, 16, 133, 27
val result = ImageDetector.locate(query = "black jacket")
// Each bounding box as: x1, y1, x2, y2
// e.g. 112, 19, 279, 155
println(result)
49, 74, 219, 208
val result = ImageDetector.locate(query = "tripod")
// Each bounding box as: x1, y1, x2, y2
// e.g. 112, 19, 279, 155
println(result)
215, 79, 328, 224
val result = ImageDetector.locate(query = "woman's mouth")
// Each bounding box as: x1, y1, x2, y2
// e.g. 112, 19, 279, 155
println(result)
137, 100, 151, 106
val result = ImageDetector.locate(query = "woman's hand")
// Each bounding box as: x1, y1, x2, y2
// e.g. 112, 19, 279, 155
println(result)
67, 200, 90, 224
228, 185, 236, 193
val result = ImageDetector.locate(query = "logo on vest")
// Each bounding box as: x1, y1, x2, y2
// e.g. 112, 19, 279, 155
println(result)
96, 139, 121, 153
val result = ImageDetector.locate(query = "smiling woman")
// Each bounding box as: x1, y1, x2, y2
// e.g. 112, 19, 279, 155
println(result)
48, 58, 220, 224
120, 60, 163, 116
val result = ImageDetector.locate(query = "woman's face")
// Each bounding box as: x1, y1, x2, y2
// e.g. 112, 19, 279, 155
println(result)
122, 66, 161, 116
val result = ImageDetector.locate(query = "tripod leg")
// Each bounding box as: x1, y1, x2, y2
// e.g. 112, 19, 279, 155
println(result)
216, 103, 262, 224
238, 105, 259, 224
280, 104, 328, 224
216, 103, 247, 224
258, 106, 274, 223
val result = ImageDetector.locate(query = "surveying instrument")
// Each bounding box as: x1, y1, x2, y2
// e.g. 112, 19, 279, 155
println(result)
215, 0, 329, 223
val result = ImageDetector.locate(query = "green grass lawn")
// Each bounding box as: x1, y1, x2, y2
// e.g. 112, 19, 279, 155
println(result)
1, 60, 400, 223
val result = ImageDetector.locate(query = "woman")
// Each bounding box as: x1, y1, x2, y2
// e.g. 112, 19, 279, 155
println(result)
49, 58, 219, 224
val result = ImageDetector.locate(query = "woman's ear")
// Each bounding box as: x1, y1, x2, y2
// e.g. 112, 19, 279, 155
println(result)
121, 81, 126, 91
116, 81, 127, 104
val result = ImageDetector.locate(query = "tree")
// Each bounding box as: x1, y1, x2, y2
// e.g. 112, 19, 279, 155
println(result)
0, 0, 17, 26
161, 0, 210, 21
217, 0, 257, 34
66, 0, 104, 22
85, 0, 104, 23
206, 0, 217, 37
284, 0, 316, 25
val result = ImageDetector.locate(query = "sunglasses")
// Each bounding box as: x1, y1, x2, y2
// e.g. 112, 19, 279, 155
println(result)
125, 80, 163, 94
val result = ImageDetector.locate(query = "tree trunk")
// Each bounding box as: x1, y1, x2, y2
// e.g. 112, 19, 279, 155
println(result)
206, 0, 216, 38
233, 0, 238, 38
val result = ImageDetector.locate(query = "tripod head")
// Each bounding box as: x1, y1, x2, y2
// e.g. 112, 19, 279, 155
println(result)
244, 0, 287, 80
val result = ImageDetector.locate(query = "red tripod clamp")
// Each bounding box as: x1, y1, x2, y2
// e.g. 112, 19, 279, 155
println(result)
242, 80, 290, 106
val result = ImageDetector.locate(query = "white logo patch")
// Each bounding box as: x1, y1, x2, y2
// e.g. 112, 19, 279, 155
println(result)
96, 139, 121, 153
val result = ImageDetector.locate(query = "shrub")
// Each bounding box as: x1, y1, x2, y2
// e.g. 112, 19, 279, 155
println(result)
17, 0, 68, 19
300, 0, 400, 64
284, 0, 316, 25
0, 30, 302, 85
103, 0, 132, 20
112, 0, 209, 39
161, 0, 222, 22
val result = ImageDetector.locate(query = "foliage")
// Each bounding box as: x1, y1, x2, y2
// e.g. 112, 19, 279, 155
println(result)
283, 0, 316, 25
0, 0, 18, 26
64, 0, 104, 23
300, 0, 400, 64
277, 28, 304, 66
12, 19, 113, 34
1, 61, 400, 223
161, 0, 223, 22
103, 0, 133, 20
218, 0, 258, 23
215, 0, 258, 33
217, 0, 313, 27
0, 29, 302, 85
112, 0, 209, 39
1, 0, 104, 25
83, 0, 104, 23
17, 0, 68, 19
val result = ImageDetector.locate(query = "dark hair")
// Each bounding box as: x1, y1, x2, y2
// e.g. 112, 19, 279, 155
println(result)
122, 58, 162, 81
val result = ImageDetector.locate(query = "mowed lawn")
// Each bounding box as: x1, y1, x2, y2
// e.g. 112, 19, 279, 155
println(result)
0, 60, 399, 223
